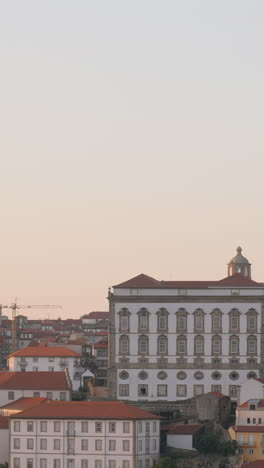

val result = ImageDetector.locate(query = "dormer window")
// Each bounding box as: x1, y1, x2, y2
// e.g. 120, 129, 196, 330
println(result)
250, 404, 256, 411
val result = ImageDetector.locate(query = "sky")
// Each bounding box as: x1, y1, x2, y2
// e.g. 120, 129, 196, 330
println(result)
0, 1, 264, 319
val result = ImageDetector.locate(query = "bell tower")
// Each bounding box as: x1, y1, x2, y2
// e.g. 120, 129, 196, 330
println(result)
228, 246, 252, 278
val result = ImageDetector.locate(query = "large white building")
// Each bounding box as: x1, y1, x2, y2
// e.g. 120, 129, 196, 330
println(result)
9, 400, 160, 468
108, 247, 263, 401
7, 345, 83, 391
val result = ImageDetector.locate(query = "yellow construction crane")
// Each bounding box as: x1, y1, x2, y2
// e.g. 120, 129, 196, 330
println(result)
10, 301, 62, 352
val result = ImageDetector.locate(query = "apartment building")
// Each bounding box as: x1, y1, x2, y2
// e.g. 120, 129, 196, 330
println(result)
7, 345, 83, 390
9, 400, 160, 468
108, 247, 262, 401
0, 371, 71, 406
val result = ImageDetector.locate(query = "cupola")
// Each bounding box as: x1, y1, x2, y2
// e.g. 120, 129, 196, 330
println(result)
228, 246, 251, 278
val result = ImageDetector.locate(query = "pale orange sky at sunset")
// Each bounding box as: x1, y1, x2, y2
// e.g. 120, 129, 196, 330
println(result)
1, 1, 264, 318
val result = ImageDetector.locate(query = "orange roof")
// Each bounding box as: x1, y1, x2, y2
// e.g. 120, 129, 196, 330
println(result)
242, 462, 264, 468
0, 416, 9, 429
8, 346, 81, 358
256, 378, 264, 384
114, 273, 262, 289
11, 401, 160, 420
166, 424, 203, 435
239, 399, 264, 408
231, 425, 264, 433
0, 372, 70, 390
83, 312, 109, 320
1, 397, 47, 410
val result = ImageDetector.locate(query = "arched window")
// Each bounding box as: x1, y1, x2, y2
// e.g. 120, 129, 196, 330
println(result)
158, 335, 168, 355
247, 309, 258, 333
138, 335, 148, 355
229, 335, 239, 355
194, 335, 204, 355
157, 308, 169, 332
177, 335, 187, 354
247, 335, 257, 355
212, 335, 222, 355
176, 308, 188, 333
229, 309, 240, 332
118, 308, 130, 332
137, 308, 150, 333
211, 309, 222, 333
119, 335, 129, 355
193, 309, 205, 333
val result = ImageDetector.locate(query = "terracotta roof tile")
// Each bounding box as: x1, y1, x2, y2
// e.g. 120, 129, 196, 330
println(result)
1, 397, 47, 410
8, 346, 81, 358
0, 372, 70, 390
10, 401, 160, 420
231, 425, 264, 433
114, 273, 263, 289
241, 462, 264, 468
83, 312, 109, 320
166, 424, 203, 435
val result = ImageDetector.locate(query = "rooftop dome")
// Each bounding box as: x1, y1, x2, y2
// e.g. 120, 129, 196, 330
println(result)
228, 247, 252, 278
230, 246, 250, 265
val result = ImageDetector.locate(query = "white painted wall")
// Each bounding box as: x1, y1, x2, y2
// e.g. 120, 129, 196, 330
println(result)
0, 428, 9, 463
0, 389, 71, 408
167, 434, 194, 451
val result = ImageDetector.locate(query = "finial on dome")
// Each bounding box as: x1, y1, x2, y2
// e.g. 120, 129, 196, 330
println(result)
228, 246, 252, 279
237, 246, 242, 254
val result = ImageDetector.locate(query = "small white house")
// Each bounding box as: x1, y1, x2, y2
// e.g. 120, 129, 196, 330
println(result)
9, 400, 160, 468
166, 424, 204, 451
7, 345, 83, 390
238, 378, 264, 406
0, 371, 71, 407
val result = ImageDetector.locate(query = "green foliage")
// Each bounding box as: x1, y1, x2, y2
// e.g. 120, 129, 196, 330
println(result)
197, 435, 236, 455
154, 457, 179, 468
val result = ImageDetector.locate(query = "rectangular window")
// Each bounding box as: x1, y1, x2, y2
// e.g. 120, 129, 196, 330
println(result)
109, 461, 116, 468
211, 385, 222, 393
146, 438, 149, 453
8, 391, 15, 400
177, 339, 186, 354
153, 439, 157, 450
153, 421, 157, 432
81, 439, 88, 451
95, 440, 102, 451
95, 422, 102, 432
54, 461, 60, 468
67, 438, 74, 454
119, 385, 129, 397
82, 421, 89, 433
212, 315, 221, 331
33, 357, 38, 362
40, 439, 47, 450
120, 316, 128, 331
33, 367, 38, 372
177, 385, 187, 397
27, 459, 33, 468
46, 392, 53, 399
95, 461, 102, 468
40, 421, 47, 432
54, 439, 60, 450
139, 315, 147, 331
249, 434, 255, 445
231, 316, 239, 330
27, 439, 34, 450
138, 385, 148, 397
157, 384, 167, 397
122, 462, 129, 468
195, 315, 203, 331
40, 460, 47, 468
249, 449, 254, 455
60, 392, 66, 401
177, 315, 186, 332
67, 461, 74, 468
138, 421, 142, 433
33, 392, 40, 398
259, 418, 262, 424
81, 462, 88, 468
14, 421, 20, 432
14, 438, 20, 449
146, 422, 150, 433
123, 440, 130, 451
138, 440, 142, 451
49, 357, 54, 362
14, 459, 20, 468
123, 422, 130, 433
109, 422, 116, 433
158, 315, 167, 330
248, 316, 256, 330
229, 385, 238, 397
109, 440, 116, 451
27, 422, 34, 432
48, 367, 54, 372
145, 461, 150, 468
194, 385, 204, 396
137, 461, 142, 468
54, 421, 61, 432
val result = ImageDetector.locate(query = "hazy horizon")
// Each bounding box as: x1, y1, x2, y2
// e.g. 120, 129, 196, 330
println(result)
1, 1, 264, 319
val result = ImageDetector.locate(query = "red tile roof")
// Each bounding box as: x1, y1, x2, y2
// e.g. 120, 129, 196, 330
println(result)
207, 392, 229, 398
256, 378, 264, 384
0, 372, 70, 390
231, 425, 264, 433
11, 400, 160, 420
0, 415, 9, 429
8, 345, 81, 358
166, 424, 203, 435
83, 312, 109, 320
1, 397, 47, 410
241, 462, 264, 468
114, 273, 263, 289
238, 399, 264, 408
